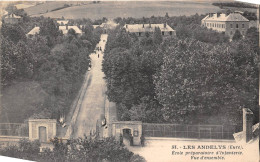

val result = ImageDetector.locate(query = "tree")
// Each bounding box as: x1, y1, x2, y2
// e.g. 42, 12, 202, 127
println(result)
245, 27, 259, 53
154, 38, 258, 124
1, 24, 26, 44
0, 137, 144, 162
129, 96, 164, 123
232, 30, 242, 41
165, 12, 169, 18
153, 27, 163, 45
39, 18, 60, 38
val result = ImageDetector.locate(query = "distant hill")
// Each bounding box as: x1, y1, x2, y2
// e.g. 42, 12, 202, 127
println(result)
212, 2, 257, 9
24, 1, 90, 16
25, 1, 220, 20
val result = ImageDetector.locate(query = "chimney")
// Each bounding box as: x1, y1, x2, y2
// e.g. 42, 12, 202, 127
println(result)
66, 24, 68, 30
142, 24, 144, 28
243, 108, 254, 142
126, 24, 128, 28
209, 13, 214, 17
164, 22, 167, 28
149, 22, 151, 28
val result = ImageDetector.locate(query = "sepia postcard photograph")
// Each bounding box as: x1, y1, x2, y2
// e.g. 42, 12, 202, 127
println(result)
0, 0, 259, 161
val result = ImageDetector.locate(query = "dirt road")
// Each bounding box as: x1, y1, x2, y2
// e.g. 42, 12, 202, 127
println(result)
70, 34, 109, 138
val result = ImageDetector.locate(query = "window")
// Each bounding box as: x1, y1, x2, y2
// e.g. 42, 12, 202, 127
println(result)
138, 32, 141, 36
230, 24, 233, 28
170, 31, 172, 35
236, 24, 238, 28
162, 31, 164, 35
242, 24, 244, 28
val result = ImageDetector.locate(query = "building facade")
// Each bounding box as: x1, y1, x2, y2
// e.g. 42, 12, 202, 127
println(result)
26, 25, 83, 38
123, 23, 176, 37
201, 13, 249, 38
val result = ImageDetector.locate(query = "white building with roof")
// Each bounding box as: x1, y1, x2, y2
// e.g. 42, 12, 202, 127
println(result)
59, 25, 82, 36
4, 13, 22, 24
27, 25, 83, 39
201, 13, 249, 38
26, 26, 40, 38
123, 23, 175, 37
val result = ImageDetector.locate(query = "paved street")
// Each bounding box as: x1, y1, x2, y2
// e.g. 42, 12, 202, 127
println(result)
70, 34, 111, 138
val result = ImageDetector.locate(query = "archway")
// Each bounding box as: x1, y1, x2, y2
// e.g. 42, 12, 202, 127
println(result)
39, 126, 47, 142
122, 128, 132, 146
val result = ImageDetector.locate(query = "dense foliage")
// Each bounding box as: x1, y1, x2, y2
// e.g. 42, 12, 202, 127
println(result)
154, 38, 258, 124
103, 14, 259, 125
1, 15, 101, 120
0, 137, 145, 162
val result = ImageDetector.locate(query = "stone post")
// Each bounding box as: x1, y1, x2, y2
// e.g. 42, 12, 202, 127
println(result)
243, 108, 254, 142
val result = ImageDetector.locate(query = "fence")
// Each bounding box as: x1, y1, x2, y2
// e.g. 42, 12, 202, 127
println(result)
0, 123, 29, 137
143, 123, 241, 140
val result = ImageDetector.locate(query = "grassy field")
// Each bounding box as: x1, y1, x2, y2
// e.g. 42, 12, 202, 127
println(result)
24, 1, 91, 16
25, 1, 221, 20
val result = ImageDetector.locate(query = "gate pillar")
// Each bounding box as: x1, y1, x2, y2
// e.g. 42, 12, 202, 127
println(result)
111, 121, 142, 146
28, 119, 56, 143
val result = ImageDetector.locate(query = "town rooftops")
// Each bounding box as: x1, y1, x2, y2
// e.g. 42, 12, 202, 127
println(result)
57, 20, 69, 25
26, 26, 40, 36
124, 23, 174, 33
59, 26, 82, 35
203, 13, 249, 22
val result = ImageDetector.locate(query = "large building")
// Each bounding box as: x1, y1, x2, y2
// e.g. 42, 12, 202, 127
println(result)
201, 13, 249, 38
26, 25, 82, 38
123, 23, 175, 37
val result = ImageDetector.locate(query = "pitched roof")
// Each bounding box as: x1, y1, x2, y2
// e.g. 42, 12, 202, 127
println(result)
203, 13, 249, 22
59, 26, 82, 35
26, 27, 40, 36
124, 24, 174, 33
57, 20, 69, 25
5, 13, 22, 19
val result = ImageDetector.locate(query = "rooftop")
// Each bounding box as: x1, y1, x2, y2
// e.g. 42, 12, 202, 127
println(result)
124, 23, 174, 33
57, 20, 69, 25
203, 13, 249, 22
26, 26, 40, 36
5, 13, 22, 19
59, 26, 82, 35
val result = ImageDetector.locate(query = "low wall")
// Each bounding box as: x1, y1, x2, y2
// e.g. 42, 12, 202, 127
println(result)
0, 136, 29, 148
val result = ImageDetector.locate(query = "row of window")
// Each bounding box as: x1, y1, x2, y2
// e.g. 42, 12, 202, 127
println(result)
205, 23, 225, 28
230, 24, 245, 28
205, 23, 245, 29
137, 31, 173, 36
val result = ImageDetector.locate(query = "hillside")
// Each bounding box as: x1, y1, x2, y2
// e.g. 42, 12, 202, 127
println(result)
24, 1, 90, 16
25, 1, 220, 20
